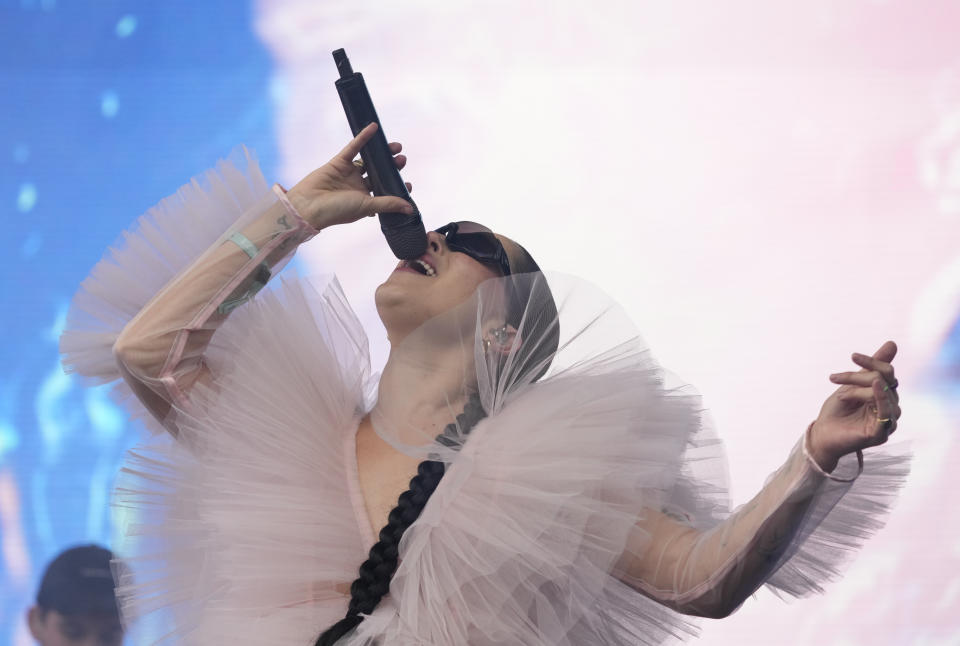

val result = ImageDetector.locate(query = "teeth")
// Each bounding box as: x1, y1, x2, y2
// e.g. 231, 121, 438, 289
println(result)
413, 259, 436, 276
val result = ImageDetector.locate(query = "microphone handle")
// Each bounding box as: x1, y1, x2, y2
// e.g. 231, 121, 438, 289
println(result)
333, 49, 427, 260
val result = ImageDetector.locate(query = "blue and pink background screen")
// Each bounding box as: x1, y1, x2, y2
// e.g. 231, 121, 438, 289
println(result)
1, 1, 958, 644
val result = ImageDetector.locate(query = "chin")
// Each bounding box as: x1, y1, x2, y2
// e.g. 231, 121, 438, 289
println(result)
375, 275, 411, 310
375, 280, 428, 343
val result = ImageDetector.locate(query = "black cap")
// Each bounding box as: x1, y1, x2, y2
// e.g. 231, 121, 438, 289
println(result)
36, 545, 119, 618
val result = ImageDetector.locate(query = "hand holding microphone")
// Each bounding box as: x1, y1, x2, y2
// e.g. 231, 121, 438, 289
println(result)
286, 123, 414, 231
332, 48, 428, 259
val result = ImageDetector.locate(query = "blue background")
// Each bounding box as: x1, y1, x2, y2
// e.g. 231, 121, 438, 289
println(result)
0, 2, 276, 642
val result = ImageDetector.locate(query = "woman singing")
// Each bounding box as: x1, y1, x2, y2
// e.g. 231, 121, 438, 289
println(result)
62, 123, 909, 645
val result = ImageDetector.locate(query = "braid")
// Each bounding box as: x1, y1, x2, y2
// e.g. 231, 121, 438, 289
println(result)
315, 394, 486, 645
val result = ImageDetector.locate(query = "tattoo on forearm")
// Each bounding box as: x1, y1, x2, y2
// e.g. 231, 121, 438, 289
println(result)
270, 214, 298, 249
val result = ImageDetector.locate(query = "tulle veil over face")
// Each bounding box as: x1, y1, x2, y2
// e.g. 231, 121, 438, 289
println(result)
371, 271, 663, 460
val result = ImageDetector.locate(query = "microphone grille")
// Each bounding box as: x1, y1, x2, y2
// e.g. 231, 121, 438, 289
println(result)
385, 221, 428, 259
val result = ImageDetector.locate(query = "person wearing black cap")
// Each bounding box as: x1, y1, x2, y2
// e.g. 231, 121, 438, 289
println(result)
26, 544, 124, 646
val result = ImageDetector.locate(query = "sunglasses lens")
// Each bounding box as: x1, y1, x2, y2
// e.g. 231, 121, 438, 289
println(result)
459, 233, 501, 255
452, 221, 493, 235
435, 221, 511, 275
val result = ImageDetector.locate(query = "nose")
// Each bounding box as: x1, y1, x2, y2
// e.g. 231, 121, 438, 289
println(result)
426, 230, 445, 254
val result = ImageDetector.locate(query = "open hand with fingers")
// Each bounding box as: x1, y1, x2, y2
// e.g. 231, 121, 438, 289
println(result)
808, 341, 902, 472
286, 122, 414, 231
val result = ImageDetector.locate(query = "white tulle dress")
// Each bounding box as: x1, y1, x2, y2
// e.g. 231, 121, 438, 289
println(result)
61, 150, 911, 645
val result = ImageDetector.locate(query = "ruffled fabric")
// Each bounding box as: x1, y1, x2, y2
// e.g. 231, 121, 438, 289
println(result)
112, 276, 375, 644
60, 147, 272, 434
764, 442, 912, 599
356, 372, 708, 644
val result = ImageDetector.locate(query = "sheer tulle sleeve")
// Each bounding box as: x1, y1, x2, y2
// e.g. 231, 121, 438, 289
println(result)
60, 149, 317, 434
619, 425, 911, 619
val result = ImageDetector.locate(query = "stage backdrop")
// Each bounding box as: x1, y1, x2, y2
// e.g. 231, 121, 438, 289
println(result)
2, 1, 958, 644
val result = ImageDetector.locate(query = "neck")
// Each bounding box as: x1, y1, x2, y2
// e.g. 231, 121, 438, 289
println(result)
371, 341, 475, 445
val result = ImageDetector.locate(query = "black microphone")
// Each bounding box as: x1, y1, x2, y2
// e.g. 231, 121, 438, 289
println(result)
333, 49, 427, 260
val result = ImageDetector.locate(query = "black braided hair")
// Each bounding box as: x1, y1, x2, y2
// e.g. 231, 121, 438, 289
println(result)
315, 394, 487, 645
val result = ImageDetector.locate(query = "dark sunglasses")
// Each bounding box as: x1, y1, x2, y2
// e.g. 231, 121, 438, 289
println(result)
434, 221, 512, 276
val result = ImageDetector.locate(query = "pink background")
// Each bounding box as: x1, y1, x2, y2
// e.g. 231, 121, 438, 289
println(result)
255, 1, 960, 643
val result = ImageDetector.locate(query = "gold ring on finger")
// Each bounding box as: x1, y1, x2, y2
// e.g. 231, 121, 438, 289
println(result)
352, 158, 365, 172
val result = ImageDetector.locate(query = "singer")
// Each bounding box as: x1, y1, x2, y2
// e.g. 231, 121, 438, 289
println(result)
61, 124, 909, 645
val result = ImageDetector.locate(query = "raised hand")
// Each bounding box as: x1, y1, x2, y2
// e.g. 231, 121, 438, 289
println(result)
286, 123, 413, 231
808, 341, 902, 472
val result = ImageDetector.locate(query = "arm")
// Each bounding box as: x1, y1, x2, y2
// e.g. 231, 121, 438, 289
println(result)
112, 189, 315, 432
113, 123, 413, 434
618, 341, 906, 618
617, 424, 853, 618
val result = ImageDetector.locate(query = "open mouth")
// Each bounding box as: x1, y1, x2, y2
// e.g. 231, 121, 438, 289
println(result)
402, 258, 436, 277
